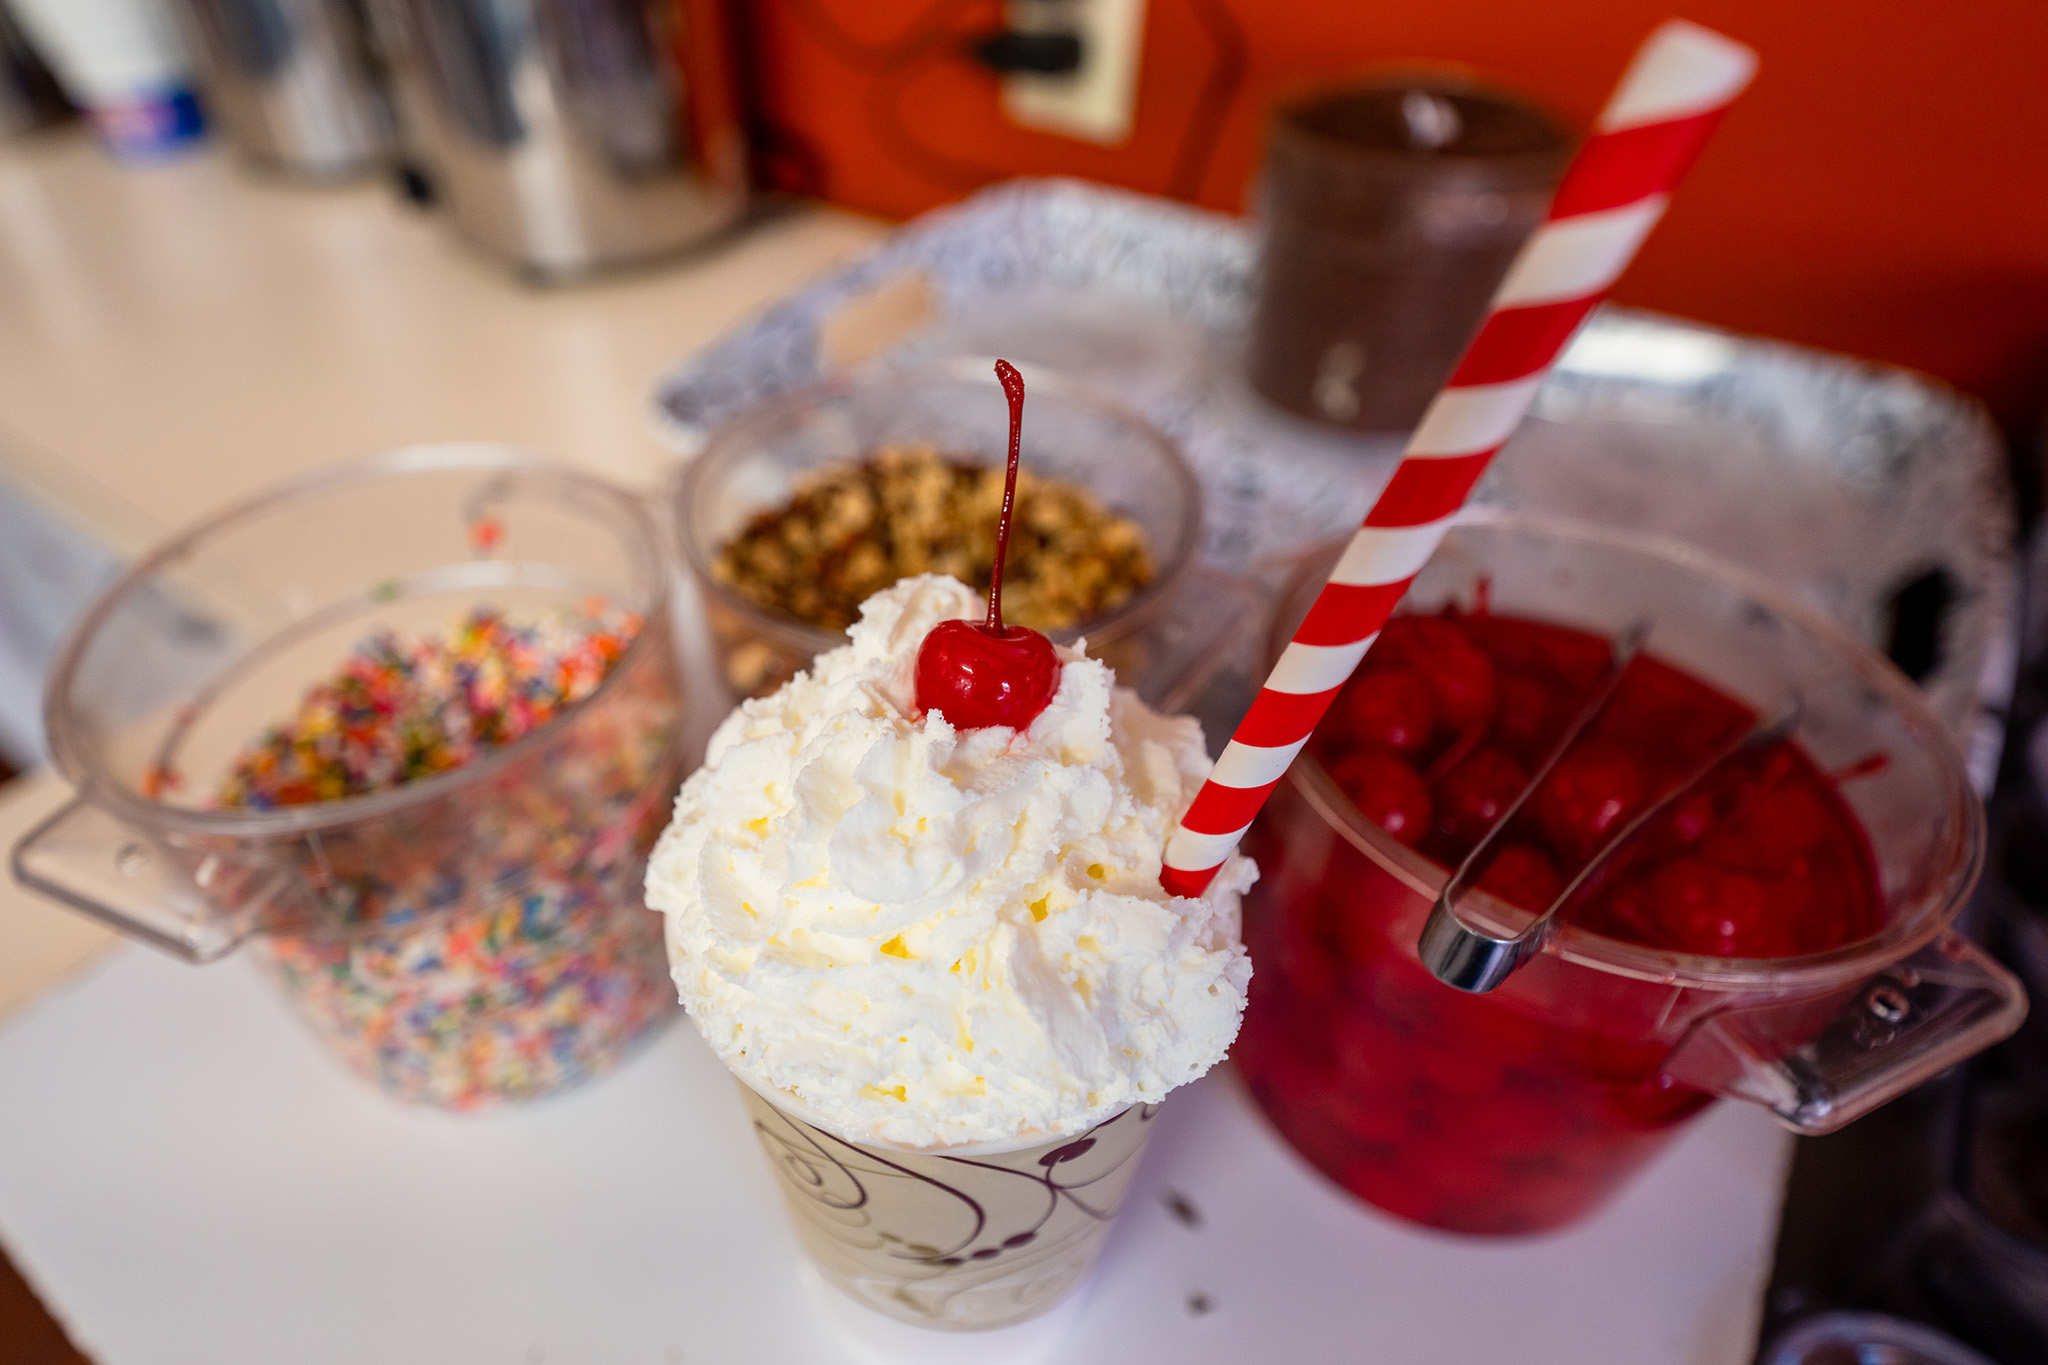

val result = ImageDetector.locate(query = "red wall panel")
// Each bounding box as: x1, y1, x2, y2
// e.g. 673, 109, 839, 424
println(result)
744, 1, 2048, 424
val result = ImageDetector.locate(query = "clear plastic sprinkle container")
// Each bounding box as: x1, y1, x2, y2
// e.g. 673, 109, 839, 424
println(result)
14, 447, 685, 1108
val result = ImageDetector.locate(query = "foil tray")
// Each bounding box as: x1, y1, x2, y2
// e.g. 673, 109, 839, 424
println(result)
653, 178, 2015, 786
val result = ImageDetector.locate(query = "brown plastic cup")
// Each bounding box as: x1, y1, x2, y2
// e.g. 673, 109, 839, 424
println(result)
1248, 73, 1572, 432
734, 1080, 1159, 1331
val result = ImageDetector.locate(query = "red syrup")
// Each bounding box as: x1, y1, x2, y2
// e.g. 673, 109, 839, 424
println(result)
1233, 606, 1886, 1234
913, 360, 1061, 731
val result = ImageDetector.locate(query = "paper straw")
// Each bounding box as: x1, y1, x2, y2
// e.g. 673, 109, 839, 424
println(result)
1161, 20, 1757, 897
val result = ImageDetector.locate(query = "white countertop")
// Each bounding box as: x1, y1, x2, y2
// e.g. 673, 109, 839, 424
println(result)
0, 943, 1793, 1365
0, 128, 883, 555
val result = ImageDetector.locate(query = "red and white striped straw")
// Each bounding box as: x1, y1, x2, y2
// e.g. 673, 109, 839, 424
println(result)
1162, 20, 1757, 898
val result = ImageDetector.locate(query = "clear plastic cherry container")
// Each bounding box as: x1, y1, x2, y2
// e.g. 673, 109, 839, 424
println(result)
1234, 510, 2026, 1235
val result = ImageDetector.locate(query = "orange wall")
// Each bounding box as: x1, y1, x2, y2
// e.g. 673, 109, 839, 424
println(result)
744, 1, 2048, 427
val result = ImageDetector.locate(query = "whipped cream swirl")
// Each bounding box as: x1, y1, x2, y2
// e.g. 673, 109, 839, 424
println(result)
646, 576, 1253, 1148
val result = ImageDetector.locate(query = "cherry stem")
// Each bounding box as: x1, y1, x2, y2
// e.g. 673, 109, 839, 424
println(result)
988, 358, 1025, 632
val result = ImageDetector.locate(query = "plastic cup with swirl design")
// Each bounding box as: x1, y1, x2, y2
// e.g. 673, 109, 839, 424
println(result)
733, 1079, 1158, 1332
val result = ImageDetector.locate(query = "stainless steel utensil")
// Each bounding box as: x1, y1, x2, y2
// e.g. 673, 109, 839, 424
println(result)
372, 0, 746, 279
173, 0, 392, 177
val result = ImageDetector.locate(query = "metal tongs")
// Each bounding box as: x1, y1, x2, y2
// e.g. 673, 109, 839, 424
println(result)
1416, 623, 1803, 992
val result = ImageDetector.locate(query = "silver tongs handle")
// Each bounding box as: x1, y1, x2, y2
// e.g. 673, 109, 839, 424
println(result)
1417, 625, 1800, 993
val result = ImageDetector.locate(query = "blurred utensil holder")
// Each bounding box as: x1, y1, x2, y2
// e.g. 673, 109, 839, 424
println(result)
172, 0, 393, 178
369, 0, 747, 279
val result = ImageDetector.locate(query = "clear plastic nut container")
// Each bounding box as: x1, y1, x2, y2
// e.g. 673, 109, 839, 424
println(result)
675, 362, 1202, 699
13, 447, 685, 1108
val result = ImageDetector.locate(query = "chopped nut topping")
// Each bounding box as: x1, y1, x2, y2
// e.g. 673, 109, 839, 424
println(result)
713, 444, 1155, 633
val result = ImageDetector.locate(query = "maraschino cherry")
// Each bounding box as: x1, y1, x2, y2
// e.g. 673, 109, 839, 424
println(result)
913, 359, 1061, 730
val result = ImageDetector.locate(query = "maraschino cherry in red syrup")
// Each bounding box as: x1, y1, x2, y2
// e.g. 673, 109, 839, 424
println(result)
913, 360, 1061, 731
1316, 606, 1883, 958
1232, 604, 1887, 1235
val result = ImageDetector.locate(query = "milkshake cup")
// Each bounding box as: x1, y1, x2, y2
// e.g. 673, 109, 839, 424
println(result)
646, 573, 1253, 1334
735, 1080, 1157, 1330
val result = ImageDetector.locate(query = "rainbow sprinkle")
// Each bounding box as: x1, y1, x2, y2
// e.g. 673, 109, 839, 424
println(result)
219, 603, 637, 809
214, 601, 681, 1110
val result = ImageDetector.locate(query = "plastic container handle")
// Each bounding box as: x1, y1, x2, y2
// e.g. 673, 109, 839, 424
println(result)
1662, 932, 2028, 1134
11, 797, 259, 963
